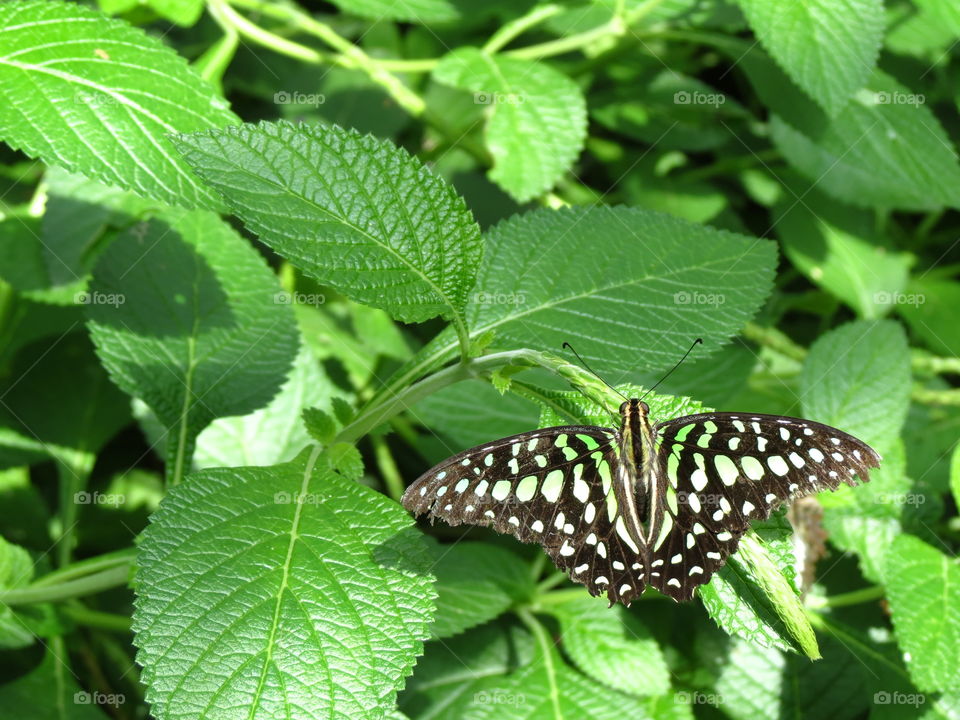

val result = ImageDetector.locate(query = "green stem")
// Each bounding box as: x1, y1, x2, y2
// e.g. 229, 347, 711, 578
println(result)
742, 322, 807, 362
208, 0, 328, 64
222, 0, 425, 115
912, 351, 960, 375
535, 572, 569, 596
806, 585, 885, 609
371, 434, 405, 503
483, 4, 564, 53
806, 613, 911, 681
55, 452, 95, 567
31, 549, 135, 588
0, 566, 130, 606
62, 602, 132, 633
533, 587, 591, 606
506, 16, 626, 60
515, 608, 563, 719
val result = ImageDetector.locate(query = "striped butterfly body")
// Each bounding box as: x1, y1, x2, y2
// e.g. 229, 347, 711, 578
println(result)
402, 399, 881, 605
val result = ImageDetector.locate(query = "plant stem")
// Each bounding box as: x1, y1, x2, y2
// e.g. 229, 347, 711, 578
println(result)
209, 0, 327, 64
742, 321, 807, 362
806, 585, 885, 609
536, 571, 569, 595
0, 565, 130, 606
62, 602, 133, 633
515, 608, 562, 718
55, 452, 95, 568
371, 434, 405, 503
506, 16, 626, 60
31, 548, 136, 588
483, 4, 564, 54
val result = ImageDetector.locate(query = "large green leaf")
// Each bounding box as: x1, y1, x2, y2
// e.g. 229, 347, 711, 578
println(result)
174, 121, 482, 325
330, 0, 458, 22
133, 449, 436, 720
800, 319, 910, 453
0, 647, 107, 719
433, 48, 587, 202
429, 541, 533, 639
736, 0, 883, 114
884, 535, 960, 694
773, 189, 911, 319
0, 0, 237, 208
85, 209, 299, 482
895, 277, 960, 357
194, 344, 346, 469
545, 595, 670, 697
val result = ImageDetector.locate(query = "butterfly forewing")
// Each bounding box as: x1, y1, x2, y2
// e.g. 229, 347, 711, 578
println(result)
401, 426, 651, 606
649, 412, 881, 600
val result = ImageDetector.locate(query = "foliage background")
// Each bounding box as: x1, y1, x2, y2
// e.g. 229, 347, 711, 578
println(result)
0, 0, 959, 718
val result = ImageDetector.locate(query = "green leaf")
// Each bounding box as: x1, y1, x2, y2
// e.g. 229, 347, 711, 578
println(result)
699, 508, 810, 655
133, 448, 436, 719
819, 440, 909, 583
415, 379, 540, 452
736, 0, 883, 114
400, 621, 536, 720
544, 595, 670, 697
0, 331, 130, 464
146, 0, 203, 26
302, 407, 338, 445
430, 541, 533, 639
329, 0, 459, 22
767, 73, 960, 210
716, 636, 869, 720
193, 344, 345, 469
0, 647, 108, 719
895, 277, 960, 357
800, 319, 910, 453
774, 188, 911, 319
884, 535, 960, 694
85, 209, 299, 482
535, 384, 706, 429
463, 207, 775, 381
0, 0, 238, 208
173, 120, 482, 325
433, 48, 587, 202
951, 443, 960, 512
0, 534, 41, 649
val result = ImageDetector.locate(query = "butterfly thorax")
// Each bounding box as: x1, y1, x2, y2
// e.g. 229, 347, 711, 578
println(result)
615, 399, 659, 547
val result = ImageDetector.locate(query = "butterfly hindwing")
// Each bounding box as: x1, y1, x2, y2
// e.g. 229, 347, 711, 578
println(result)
402, 426, 650, 606
649, 412, 881, 600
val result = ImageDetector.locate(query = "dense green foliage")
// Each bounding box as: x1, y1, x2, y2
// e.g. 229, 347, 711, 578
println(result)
0, 0, 959, 718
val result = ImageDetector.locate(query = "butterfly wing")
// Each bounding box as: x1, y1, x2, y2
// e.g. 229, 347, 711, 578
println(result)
649, 412, 881, 600
402, 426, 651, 606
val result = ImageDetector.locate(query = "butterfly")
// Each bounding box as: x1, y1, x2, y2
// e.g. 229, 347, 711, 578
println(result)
402, 398, 880, 605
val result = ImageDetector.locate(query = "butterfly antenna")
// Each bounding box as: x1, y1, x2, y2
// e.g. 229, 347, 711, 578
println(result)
561, 342, 629, 401
639, 338, 703, 403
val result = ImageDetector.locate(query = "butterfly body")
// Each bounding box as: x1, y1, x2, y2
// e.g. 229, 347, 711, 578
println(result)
402, 399, 880, 605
